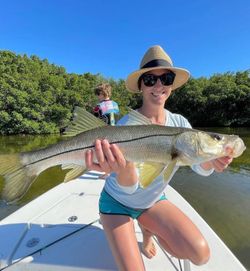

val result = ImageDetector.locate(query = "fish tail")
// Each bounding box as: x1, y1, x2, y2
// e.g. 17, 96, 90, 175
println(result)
0, 154, 36, 204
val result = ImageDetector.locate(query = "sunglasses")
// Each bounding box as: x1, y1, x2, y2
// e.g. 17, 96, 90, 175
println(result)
140, 72, 176, 87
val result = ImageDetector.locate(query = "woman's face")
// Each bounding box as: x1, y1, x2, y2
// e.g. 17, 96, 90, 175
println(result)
140, 69, 173, 106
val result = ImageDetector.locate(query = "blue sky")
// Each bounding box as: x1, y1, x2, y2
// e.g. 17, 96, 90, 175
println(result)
0, 0, 249, 80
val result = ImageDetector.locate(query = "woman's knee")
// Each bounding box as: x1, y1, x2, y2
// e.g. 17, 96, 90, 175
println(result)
191, 238, 210, 265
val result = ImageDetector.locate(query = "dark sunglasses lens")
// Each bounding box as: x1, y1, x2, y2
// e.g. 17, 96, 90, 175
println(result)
142, 73, 175, 87
142, 74, 157, 87
160, 73, 175, 86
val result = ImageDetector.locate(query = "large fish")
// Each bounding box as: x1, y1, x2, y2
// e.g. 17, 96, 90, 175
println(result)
0, 107, 246, 203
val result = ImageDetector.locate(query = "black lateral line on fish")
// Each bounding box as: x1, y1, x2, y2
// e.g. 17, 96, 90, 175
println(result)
21, 132, 182, 169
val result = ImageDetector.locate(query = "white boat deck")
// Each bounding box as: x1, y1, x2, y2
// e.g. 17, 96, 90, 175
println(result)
0, 172, 247, 271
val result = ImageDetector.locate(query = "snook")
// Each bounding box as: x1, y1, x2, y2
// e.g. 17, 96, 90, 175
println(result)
0, 107, 246, 203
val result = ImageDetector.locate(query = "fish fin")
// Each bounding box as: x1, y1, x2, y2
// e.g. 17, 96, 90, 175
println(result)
64, 165, 87, 182
64, 106, 107, 137
137, 162, 165, 188
163, 160, 177, 184
0, 154, 37, 203
61, 163, 77, 170
127, 109, 152, 125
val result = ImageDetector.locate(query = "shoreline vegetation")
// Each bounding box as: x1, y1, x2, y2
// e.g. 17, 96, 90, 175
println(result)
0, 50, 249, 135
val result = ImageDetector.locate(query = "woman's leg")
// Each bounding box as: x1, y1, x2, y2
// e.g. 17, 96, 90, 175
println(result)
137, 200, 210, 265
100, 213, 145, 271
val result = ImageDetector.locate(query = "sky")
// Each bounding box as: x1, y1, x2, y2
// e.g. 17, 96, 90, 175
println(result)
0, 0, 249, 80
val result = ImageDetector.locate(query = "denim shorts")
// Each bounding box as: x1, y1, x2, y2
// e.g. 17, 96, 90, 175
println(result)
99, 189, 167, 219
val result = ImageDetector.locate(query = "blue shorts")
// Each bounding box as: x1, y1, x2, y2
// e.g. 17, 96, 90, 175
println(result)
99, 189, 167, 219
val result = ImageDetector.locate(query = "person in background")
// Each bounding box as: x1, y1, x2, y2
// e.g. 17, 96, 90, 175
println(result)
85, 46, 234, 271
93, 83, 119, 126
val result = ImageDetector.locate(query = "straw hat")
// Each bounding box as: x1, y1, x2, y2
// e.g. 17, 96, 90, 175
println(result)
126, 45, 190, 92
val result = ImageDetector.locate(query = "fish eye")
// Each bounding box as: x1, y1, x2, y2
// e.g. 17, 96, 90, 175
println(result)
211, 134, 223, 141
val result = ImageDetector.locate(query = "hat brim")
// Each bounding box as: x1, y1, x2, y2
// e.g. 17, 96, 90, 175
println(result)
126, 67, 190, 93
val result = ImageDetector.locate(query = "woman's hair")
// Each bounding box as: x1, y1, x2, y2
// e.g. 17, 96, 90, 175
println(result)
94, 83, 112, 99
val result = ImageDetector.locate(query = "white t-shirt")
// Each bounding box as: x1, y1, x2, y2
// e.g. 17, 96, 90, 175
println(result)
104, 109, 213, 209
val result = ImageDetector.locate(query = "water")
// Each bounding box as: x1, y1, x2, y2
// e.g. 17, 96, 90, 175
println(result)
0, 128, 250, 270
172, 168, 250, 269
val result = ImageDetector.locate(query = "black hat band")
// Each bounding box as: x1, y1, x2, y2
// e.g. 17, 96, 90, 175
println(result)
141, 59, 172, 69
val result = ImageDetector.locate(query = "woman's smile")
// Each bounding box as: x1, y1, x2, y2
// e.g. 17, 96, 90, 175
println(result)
151, 89, 167, 98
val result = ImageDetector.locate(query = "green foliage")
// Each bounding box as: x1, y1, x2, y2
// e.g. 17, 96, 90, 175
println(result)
168, 71, 250, 127
0, 50, 249, 134
0, 51, 105, 134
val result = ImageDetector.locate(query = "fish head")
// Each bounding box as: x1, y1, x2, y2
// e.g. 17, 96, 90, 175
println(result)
175, 131, 246, 165
203, 132, 246, 158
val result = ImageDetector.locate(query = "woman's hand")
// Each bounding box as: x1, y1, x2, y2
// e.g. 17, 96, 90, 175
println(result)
85, 139, 138, 186
201, 156, 233, 172
85, 139, 126, 174
201, 147, 234, 173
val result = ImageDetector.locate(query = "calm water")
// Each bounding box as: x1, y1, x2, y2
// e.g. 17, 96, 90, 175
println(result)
0, 128, 250, 270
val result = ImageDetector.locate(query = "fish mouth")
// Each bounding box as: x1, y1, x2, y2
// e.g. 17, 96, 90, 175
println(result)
226, 137, 246, 158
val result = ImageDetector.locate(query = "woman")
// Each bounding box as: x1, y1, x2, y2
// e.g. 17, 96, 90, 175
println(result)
85, 46, 233, 271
